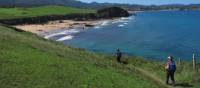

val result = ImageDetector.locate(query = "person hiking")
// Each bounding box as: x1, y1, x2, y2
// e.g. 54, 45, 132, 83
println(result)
165, 56, 176, 86
116, 49, 122, 63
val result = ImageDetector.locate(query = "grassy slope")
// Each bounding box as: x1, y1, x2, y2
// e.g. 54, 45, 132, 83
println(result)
128, 57, 200, 88
0, 6, 95, 20
0, 25, 199, 88
0, 25, 161, 88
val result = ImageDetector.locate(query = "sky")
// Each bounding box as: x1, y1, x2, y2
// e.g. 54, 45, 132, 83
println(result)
79, 0, 200, 5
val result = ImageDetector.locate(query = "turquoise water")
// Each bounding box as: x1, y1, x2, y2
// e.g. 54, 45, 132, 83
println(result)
50, 11, 200, 61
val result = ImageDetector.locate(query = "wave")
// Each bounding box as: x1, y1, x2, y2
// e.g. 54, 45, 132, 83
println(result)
101, 21, 109, 26
94, 26, 101, 29
121, 17, 134, 20
92, 20, 110, 29
44, 29, 79, 39
117, 22, 128, 27
112, 20, 128, 24
94, 17, 133, 28
111, 17, 132, 24
124, 23, 128, 25
56, 35, 74, 41
118, 24, 125, 27
112, 21, 118, 24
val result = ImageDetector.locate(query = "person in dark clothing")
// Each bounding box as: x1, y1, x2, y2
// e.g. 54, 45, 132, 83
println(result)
165, 56, 176, 86
116, 49, 122, 63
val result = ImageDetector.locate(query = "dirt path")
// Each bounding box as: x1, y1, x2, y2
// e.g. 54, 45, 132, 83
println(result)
127, 64, 175, 88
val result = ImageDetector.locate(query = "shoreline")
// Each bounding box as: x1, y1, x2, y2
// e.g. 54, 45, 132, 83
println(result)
13, 16, 129, 38
14, 20, 103, 36
10, 11, 184, 29
14, 10, 194, 36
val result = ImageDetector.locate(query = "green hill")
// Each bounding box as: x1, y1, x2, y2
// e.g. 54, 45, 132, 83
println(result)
0, 25, 161, 88
0, 24, 199, 88
0, 6, 94, 20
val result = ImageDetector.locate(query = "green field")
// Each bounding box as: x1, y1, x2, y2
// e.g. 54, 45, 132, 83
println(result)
0, 25, 161, 88
0, 25, 199, 88
0, 6, 95, 20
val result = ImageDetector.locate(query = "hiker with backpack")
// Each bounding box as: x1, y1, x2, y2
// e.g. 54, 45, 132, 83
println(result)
116, 49, 122, 63
165, 56, 176, 86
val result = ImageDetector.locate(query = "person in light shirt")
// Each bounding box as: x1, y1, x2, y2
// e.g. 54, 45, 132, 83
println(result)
165, 56, 176, 86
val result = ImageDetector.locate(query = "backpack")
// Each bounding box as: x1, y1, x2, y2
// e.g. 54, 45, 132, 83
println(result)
169, 61, 176, 71
117, 52, 122, 58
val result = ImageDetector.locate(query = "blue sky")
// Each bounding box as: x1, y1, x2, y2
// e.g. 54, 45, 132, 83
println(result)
79, 0, 200, 5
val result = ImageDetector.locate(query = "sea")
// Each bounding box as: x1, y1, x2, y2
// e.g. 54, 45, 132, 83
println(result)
47, 11, 200, 61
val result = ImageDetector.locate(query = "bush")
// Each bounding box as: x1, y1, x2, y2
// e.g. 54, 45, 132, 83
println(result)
97, 7, 129, 18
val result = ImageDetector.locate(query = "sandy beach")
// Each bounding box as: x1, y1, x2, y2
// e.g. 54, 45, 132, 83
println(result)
14, 20, 100, 35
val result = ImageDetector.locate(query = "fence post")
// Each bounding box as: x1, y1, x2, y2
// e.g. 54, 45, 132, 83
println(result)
192, 53, 196, 72
178, 58, 181, 65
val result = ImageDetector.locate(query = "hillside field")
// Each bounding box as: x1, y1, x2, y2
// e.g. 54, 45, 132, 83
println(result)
0, 24, 199, 87
0, 6, 95, 20
0, 25, 162, 88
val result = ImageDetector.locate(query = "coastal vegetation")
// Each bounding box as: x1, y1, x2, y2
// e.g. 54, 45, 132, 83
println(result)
0, 25, 160, 88
97, 7, 130, 18
0, 1, 200, 88
0, 24, 200, 88
0, 6, 94, 20
0, 0, 200, 11
0, 6, 129, 25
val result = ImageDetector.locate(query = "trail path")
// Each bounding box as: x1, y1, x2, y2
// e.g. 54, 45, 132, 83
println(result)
127, 64, 185, 88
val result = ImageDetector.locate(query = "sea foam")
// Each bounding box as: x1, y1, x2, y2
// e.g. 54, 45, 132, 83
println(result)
56, 35, 74, 41
101, 21, 109, 26
118, 24, 125, 27
44, 29, 79, 39
124, 23, 128, 25
94, 26, 101, 29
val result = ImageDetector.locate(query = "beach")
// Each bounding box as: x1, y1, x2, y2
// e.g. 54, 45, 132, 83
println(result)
14, 20, 101, 35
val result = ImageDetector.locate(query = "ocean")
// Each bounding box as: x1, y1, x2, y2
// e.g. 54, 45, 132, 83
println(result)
48, 11, 200, 61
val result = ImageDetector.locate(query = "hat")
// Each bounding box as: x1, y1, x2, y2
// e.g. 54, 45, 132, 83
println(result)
168, 56, 173, 60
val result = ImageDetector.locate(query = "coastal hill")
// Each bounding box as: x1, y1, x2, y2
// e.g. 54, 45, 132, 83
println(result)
97, 7, 130, 18
0, 6, 94, 20
0, 0, 83, 7
0, 3, 200, 88
0, 6, 130, 25
0, 0, 200, 11
0, 23, 200, 88
0, 25, 162, 88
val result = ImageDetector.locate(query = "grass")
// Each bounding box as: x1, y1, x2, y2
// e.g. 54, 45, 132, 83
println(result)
0, 25, 161, 88
128, 57, 200, 88
0, 25, 199, 88
0, 6, 95, 20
